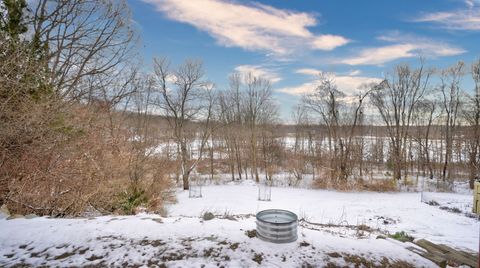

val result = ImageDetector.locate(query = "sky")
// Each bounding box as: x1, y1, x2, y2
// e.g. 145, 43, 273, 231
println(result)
128, 0, 480, 120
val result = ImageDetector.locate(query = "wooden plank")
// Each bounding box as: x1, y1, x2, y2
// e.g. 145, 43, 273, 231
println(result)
415, 239, 449, 254
438, 243, 477, 261
426, 242, 477, 267
414, 239, 478, 268
407, 246, 447, 268
444, 251, 477, 268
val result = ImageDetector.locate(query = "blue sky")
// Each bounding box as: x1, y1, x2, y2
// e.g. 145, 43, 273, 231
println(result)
128, 0, 480, 120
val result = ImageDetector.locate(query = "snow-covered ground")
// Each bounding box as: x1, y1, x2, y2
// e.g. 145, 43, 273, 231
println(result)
0, 183, 477, 267
170, 182, 478, 251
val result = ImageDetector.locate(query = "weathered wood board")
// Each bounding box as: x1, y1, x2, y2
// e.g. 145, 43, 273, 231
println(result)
407, 239, 478, 268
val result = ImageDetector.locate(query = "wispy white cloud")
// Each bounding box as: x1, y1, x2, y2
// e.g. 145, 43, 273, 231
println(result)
414, 0, 480, 31
278, 69, 381, 96
338, 33, 465, 66
466, 0, 477, 8
416, 12, 480, 31
297, 68, 361, 76
312, 35, 350, 51
277, 81, 317, 96
295, 68, 320, 76
143, 0, 349, 56
340, 44, 416, 66
234, 65, 282, 83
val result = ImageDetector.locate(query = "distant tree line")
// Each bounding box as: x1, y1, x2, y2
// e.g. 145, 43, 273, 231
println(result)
150, 58, 480, 192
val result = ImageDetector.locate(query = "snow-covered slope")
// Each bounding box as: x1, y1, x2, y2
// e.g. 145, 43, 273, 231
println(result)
0, 184, 477, 267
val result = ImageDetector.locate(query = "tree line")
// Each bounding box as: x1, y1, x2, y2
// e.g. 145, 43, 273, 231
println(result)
151, 59, 479, 192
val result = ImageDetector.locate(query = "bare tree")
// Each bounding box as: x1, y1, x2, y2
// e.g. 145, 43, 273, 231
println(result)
289, 105, 309, 182
217, 72, 277, 183
413, 99, 438, 180
439, 62, 464, 182
370, 63, 432, 183
29, 0, 137, 102
303, 72, 373, 182
218, 73, 245, 181
153, 58, 214, 190
464, 59, 480, 188
243, 73, 278, 182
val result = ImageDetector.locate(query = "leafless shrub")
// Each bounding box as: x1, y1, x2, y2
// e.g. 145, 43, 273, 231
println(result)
0, 1, 173, 216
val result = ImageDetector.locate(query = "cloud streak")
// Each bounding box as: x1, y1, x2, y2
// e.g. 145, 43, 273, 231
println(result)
143, 0, 349, 56
278, 69, 381, 96
414, 0, 480, 31
234, 65, 282, 83
338, 34, 465, 66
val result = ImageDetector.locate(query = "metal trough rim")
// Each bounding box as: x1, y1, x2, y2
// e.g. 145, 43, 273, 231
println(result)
256, 209, 298, 225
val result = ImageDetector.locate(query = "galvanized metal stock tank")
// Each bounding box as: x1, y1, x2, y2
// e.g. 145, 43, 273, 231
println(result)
255, 209, 298, 243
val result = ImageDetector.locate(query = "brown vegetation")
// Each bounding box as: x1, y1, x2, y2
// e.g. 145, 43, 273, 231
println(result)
0, 0, 173, 216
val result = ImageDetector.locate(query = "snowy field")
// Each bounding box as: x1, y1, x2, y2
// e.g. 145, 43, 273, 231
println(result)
0, 183, 478, 267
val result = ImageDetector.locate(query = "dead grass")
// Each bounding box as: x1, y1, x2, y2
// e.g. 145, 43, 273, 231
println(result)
313, 176, 398, 192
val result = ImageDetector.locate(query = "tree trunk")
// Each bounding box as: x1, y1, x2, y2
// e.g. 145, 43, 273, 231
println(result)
182, 172, 189, 190
180, 142, 189, 190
